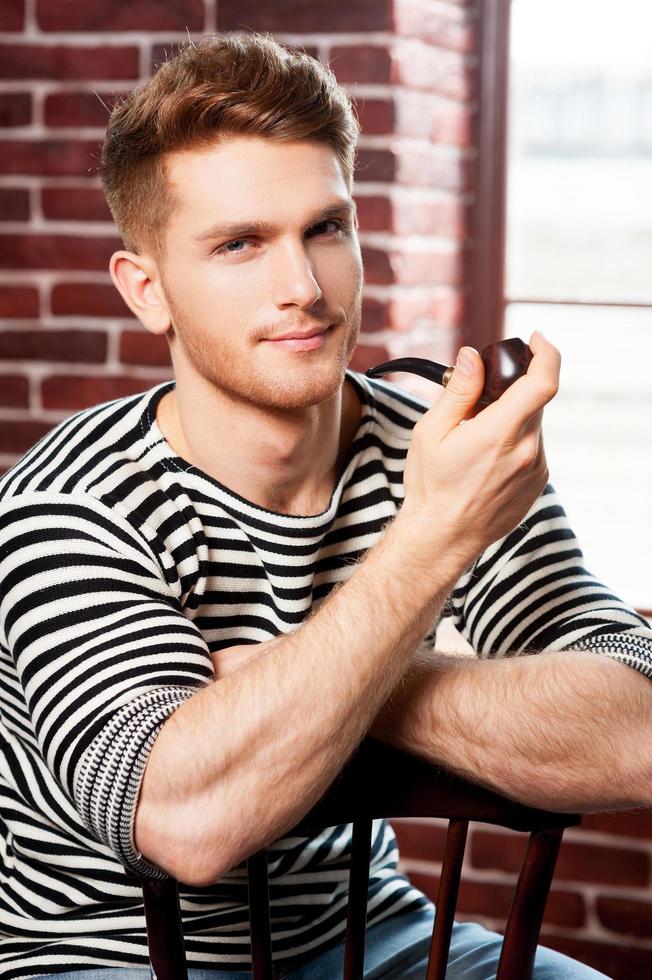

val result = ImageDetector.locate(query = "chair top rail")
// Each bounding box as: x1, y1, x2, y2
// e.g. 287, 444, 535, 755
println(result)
291, 739, 581, 836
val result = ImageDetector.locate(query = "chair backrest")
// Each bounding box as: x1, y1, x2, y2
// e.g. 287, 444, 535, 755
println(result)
141, 738, 580, 980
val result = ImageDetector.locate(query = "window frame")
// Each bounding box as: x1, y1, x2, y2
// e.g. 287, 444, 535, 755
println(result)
470, 0, 652, 617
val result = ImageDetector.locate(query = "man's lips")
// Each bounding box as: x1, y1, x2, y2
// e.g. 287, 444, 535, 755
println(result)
263, 325, 334, 351
267, 325, 332, 341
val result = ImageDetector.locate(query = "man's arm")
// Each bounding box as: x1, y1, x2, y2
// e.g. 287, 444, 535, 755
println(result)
134, 334, 559, 886
368, 645, 652, 812
369, 481, 652, 813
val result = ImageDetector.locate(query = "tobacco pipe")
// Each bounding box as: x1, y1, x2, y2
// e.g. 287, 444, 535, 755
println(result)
365, 337, 533, 406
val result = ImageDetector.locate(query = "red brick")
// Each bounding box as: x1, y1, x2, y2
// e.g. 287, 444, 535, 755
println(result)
350, 343, 391, 375
390, 287, 463, 331
541, 934, 652, 979
393, 43, 472, 101
119, 331, 171, 367
401, 868, 439, 904
355, 149, 396, 184
597, 895, 652, 939
0, 44, 139, 81
393, 248, 462, 286
37, 0, 205, 31
0, 140, 104, 177
329, 45, 391, 84
0, 93, 31, 127
0, 419, 53, 454
393, 0, 476, 54
471, 830, 650, 887
44, 91, 120, 129
218, 0, 390, 33
392, 194, 467, 239
395, 91, 471, 146
41, 374, 164, 411
0, 235, 120, 271
396, 146, 469, 191
354, 195, 392, 233
536, 886, 589, 928
0, 188, 30, 223
51, 283, 130, 318
353, 97, 394, 136
581, 809, 652, 840
361, 297, 387, 333
0, 376, 29, 408
391, 820, 448, 862
0, 0, 24, 31
0, 330, 107, 363
0, 286, 39, 318
361, 246, 393, 285
41, 187, 112, 222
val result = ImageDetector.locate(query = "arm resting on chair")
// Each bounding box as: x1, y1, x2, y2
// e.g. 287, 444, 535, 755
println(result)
369, 648, 652, 812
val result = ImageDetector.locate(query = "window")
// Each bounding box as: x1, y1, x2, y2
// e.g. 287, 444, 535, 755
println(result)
505, 0, 652, 610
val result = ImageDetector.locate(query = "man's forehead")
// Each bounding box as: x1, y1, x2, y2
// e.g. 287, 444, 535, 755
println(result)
165, 136, 347, 200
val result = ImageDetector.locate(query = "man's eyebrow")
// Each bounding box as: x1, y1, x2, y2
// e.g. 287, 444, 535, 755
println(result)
194, 199, 356, 243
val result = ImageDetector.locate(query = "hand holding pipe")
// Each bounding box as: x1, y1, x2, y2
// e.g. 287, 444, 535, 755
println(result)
365, 337, 533, 406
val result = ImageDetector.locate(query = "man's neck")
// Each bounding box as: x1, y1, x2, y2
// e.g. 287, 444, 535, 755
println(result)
156, 376, 362, 516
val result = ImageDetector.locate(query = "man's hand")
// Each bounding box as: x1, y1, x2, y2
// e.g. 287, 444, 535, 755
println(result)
401, 331, 560, 566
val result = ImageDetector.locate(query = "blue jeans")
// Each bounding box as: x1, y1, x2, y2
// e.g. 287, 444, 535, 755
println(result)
35, 905, 610, 979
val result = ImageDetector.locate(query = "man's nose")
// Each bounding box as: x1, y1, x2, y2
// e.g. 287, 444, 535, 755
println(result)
270, 240, 323, 309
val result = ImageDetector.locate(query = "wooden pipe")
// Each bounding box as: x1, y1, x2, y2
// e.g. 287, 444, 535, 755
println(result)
365, 337, 533, 406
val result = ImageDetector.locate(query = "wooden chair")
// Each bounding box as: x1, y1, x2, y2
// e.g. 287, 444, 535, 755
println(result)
140, 737, 580, 980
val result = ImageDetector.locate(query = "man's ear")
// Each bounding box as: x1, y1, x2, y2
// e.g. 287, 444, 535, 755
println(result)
109, 251, 171, 336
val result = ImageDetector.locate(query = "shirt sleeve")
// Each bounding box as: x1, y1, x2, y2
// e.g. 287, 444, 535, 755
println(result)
0, 492, 214, 879
446, 483, 652, 678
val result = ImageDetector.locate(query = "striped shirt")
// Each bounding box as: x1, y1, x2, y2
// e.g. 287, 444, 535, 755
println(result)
0, 370, 650, 977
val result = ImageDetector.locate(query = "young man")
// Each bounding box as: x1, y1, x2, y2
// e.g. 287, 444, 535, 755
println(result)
0, 32, 649, 980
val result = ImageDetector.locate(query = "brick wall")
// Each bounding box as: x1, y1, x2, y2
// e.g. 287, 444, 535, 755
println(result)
393, 808, 652, 978
0, 1, 650, 976
0, 0, 473, 471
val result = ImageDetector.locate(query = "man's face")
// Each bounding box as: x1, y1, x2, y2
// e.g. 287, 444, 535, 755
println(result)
156, 136, 364, 411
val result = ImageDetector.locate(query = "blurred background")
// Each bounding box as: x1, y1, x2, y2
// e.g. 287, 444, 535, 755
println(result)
507, 0, 652, 614
0, 0, 650, 975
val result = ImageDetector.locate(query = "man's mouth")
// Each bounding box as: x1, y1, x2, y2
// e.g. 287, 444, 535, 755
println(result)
263, 325, 334, 352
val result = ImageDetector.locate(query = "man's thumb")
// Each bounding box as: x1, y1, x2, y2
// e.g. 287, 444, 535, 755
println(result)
435, 346, 484, 428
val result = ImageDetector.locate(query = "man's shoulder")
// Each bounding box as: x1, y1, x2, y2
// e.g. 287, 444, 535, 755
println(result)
0, 381, 172, 505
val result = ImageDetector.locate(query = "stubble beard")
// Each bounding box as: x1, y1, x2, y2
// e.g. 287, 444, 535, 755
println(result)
167, 293, 362, 412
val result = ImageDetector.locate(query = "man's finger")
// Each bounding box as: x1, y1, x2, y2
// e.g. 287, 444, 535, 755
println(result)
425, 347, 485, 440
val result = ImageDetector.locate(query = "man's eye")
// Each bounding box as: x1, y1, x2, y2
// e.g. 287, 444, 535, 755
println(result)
217, 239, 249, 255
309, 219, 344, 237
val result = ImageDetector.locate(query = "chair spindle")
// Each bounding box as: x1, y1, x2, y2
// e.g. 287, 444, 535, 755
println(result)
426, 818, 469, 980
344, 816, 374, 980
247, 848, 274, 980
496, 826, 565, 980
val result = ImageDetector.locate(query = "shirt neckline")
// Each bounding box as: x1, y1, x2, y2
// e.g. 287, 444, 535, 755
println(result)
143, 370, 377, 525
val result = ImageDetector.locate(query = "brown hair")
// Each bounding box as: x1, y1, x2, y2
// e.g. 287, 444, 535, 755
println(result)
100, 32, 360, 256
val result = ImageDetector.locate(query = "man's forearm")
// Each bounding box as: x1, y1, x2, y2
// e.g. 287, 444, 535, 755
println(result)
135, 508, 468, 886
369, 648, 652, 812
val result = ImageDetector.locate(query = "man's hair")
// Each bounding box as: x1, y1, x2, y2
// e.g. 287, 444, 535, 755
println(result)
100, 32, 360, 256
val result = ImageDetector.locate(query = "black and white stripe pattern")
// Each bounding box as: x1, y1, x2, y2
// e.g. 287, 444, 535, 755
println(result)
0, 371, 649, 976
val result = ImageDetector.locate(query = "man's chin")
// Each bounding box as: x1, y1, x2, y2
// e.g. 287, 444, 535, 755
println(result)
247, 359, 348, 411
